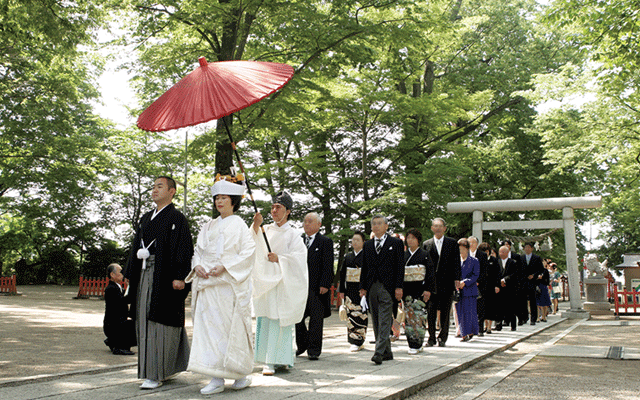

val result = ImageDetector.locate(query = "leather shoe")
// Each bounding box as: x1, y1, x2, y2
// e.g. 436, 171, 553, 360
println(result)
495, 323, 502, 331
382, 353, 393, 361
371, 354, 383, 364
295, 348, 306, 356
426, 340, 436, 347
113, 348, 134, 355
518, 320, 525, 326
308, 355, 319, 360
530, 321, 536, 326
511, 326, 517, 331
438, 339, 446, 347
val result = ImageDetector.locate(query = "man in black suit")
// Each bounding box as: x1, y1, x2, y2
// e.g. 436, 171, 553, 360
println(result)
469, 236, 488, 336
422, 218, 461, 347
296, 212, 334, 360
497, 246, 520, 331
103, 263, 136, 355
520, 242, 545, 325
359, 215, 404, 365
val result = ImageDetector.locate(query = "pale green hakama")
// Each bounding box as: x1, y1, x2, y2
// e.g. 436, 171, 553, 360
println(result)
252, 222, 308, 369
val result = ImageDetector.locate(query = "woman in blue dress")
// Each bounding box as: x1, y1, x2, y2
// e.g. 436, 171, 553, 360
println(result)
536, 259, 552, 322
455, 238, 480, 342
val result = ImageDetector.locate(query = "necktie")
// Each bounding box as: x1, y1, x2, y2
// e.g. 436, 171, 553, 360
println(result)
305, 236, 311, 248
375, 239, 382, 254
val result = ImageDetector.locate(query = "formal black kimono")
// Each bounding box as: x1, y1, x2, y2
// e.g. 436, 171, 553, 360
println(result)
403, 247, 435, 349
124, 203, 194, 381
338, 249, 368, 346
103, 280, 136, 351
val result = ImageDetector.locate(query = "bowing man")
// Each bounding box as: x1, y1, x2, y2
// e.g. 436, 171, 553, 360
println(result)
359, 215, 404, 365
422, 218, 461, 347
103, 263, 136, 355
296, 213, 334, 360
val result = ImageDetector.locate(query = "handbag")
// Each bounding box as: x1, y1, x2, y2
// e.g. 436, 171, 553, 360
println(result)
552, 285, 562, 294
452, 290, 461, 303
397, 300, 406, 324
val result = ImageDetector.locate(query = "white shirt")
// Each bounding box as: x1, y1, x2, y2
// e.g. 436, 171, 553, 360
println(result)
470, 249, 477, 258
375, 234, 387, 249
434, 237, 443, 255
305, 233, 316, 248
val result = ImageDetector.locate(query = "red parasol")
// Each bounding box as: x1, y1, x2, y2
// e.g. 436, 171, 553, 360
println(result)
137, 58, 294, 131
137, 57, 295, 252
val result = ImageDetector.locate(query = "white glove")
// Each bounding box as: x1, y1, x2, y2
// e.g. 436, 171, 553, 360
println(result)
360, 295, 369, 313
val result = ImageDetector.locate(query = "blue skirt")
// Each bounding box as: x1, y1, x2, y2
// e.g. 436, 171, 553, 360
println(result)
536, 283, 552, 307
455, 296, 479, 337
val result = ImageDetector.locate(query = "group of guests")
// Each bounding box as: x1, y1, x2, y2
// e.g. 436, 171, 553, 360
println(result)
102, 174, 563, 396
336, 221, 564, 356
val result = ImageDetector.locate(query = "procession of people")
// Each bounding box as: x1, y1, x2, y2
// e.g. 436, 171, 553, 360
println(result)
117, 173, 563, 394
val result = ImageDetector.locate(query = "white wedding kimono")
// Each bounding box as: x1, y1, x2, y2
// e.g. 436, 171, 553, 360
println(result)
252, 221, 308, 367
186, 215, 256, 379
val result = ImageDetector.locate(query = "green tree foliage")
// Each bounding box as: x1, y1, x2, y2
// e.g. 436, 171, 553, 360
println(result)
1, 0, 112, 281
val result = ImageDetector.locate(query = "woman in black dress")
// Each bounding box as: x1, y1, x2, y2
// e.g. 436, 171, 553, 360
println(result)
478, 242, 501, 334
338, 231, 367, 352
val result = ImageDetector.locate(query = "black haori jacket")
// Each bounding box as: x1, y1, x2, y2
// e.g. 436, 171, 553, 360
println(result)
125, 203, 194, 327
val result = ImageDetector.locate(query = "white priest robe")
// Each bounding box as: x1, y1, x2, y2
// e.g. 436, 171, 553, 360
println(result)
252, 222, 308, 327
186, 215, 256, 379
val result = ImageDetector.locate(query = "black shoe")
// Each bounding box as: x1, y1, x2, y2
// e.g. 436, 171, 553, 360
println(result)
478, 332, 484, 337
530, 321, 536, 326
308, 355, 319, 360
426, 340, 436, 347
113, 348, 134, 355
495, 323, 502, 331
518, 320, 525, 326
511, 326, 517, 331
371, 354, 383, 364
438, 339, 446, 347
382, 353, 393, 361
296, 348, 306, 356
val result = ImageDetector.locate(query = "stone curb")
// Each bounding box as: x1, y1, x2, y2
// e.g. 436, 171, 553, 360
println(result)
382, 318, 567, 400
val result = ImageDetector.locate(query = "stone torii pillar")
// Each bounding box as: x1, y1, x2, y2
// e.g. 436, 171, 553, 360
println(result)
447, 196, 603, 319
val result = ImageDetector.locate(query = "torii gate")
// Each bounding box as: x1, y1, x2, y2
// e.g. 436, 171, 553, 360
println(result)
447, 196, 602, 318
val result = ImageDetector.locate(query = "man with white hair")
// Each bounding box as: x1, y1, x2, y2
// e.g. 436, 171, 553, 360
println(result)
296, 212, 334, 360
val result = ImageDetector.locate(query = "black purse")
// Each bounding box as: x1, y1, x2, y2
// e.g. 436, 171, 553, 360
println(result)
452, 290, 461, 303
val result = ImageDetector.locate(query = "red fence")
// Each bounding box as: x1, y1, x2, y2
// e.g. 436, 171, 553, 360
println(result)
613, 286, 640, 316
75, 276, 127, 299
0, 275, 18, 295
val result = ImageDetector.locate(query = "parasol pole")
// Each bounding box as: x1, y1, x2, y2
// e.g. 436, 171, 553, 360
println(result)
221, 117, 273, 253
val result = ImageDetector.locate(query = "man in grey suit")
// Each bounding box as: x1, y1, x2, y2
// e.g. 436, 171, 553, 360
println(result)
359, 215, 404, 364
422, 218, 461, 347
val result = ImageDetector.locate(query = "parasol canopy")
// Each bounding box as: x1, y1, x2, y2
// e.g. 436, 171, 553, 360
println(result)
137, 58, 294, 132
